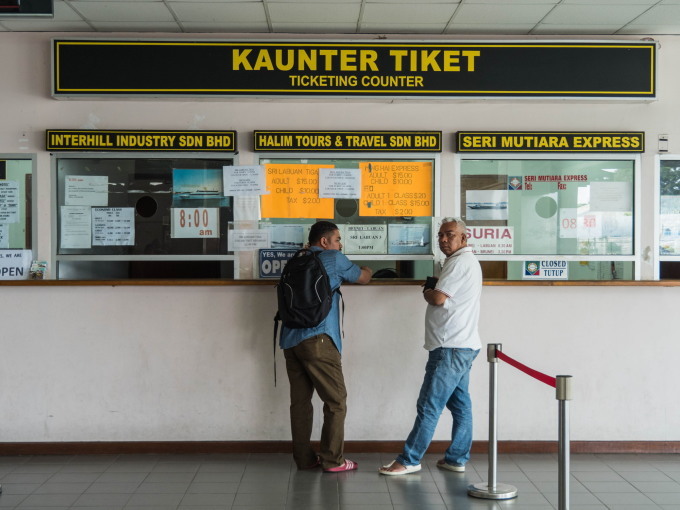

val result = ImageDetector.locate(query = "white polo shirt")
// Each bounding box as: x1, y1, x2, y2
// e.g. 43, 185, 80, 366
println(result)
424, 246, 482, 351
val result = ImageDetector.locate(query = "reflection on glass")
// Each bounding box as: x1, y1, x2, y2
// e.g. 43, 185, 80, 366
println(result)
461, 159, 634, 256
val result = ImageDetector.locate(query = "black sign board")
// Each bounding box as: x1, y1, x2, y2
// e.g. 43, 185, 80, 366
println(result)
0, 0, 52, 17
52, 40, 656, 99
456, 132, 645, 153
46, 130, 237, 152
254, 131, 442, 152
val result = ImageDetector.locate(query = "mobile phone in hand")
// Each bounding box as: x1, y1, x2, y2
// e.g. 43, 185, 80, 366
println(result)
424, 276, 438, 290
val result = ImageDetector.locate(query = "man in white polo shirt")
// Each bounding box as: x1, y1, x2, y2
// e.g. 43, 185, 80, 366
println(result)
379, 217, 482, 476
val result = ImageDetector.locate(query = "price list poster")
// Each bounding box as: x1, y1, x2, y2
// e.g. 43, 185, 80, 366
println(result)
260, 164, 334, 218
359, 161, 433, 217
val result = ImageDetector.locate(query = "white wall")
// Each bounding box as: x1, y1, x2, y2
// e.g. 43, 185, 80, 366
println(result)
0, 284, 678, 443
0, 32, 678, 444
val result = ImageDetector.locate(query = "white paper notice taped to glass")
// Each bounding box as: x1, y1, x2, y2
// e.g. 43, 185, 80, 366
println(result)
0, 249, 32, 280
65, 175, 109, 206
229, 229, 270, 251
60, 205, 92, 249
0, 181, 20, 224
92, 207, 135, 246
319, 168, 361, 199
223, 165, 267, 196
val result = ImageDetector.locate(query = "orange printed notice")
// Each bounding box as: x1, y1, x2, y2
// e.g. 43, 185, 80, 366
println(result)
359, 161, 433, 217
261, 164, 335, 219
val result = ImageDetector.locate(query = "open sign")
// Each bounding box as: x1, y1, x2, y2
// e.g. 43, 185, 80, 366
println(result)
259, 249, 297, 278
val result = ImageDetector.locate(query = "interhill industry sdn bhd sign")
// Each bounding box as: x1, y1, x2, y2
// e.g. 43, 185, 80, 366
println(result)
52, 40, 656, 99
46, 130, 237, 151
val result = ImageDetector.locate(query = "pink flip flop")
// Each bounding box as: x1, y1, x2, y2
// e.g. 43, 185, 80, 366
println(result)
323, 459, 358, 472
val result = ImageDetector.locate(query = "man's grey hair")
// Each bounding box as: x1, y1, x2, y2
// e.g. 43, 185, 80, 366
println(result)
440, 217, 466, 231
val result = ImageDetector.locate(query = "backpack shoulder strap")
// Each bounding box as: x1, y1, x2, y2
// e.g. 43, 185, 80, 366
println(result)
272, 311, 280, 387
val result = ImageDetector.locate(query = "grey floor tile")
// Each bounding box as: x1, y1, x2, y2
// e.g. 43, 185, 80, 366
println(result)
187, 482, 239, 494
0, 482, 41, 494
393, 505, 448, 510
152, 462, 201, 473
633, 481, 680, 492
125, 492, 185, 506
233, 491, 288, 506
193, 471, 243, 483
179, 506, 231, 510
48, 472, 100, 483
0, 494, 28, 507
338, 482, 389, 493
649, 493, 680, 505
143, 471, 196, 483
594, 491, 657, 505
621, 471, 674, 482
58, 463, 111, 474
95, 472, 148, 483
386, 479, 440, 493
64, 507, 123, 510
0, 452, 676, 510
572, 470, 626, 482
287, 490, 340, 507
1, 473, 52, 484
391, 491, 446, 505
135, 481, 191, 493
16, 493, 80, 506
581, 480, 640, 492
72, 493, 132, 507
33, 482, 92, 494
85, 481, 140, 493
339, 492, 393, 505
180, 493, 236, 506
238, 481, 289, 493
232, 506, 285, 510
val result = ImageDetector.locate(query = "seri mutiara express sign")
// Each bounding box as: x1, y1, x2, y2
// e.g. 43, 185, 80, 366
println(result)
52, 40, 656, 99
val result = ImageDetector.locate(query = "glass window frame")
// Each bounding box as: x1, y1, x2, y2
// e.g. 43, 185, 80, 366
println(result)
455, 152, 642, 280
0, 153, 37, 253
50, 151, 238, 280
257, 151, 441, 267
654, 154, 680, 280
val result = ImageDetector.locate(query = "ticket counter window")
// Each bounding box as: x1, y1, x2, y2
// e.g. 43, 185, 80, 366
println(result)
659, 159, 680, 279
54, 155, 235, 279
257, 157, 437, 280
460, 158, 636, 281
0, 157, 33, 251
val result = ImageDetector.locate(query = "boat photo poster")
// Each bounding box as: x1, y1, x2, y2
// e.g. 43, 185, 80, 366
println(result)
465, 190, 509, 220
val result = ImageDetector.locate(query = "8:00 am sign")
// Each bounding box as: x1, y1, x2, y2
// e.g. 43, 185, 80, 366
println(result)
170, 208, 219, 238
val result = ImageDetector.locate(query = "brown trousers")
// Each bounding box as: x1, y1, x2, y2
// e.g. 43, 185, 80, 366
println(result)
283, 334, 347, 469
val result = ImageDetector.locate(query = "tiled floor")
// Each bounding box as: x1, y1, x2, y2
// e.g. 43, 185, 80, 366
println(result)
0, 452, 679, 509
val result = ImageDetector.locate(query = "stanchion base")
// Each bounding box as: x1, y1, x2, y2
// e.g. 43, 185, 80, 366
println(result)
468, 482, 518, 500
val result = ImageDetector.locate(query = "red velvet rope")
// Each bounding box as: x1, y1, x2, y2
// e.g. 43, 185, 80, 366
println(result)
495, 350, 556, 388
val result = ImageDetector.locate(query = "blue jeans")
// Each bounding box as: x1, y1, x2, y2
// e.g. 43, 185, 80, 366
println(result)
397, 347, 479, 467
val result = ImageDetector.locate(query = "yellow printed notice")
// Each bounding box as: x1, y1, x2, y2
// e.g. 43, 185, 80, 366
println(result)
360, 161, 433, 217
261, 164, 335, 219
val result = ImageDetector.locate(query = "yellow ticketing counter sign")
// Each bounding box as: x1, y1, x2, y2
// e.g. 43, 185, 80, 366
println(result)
360, 161, 433, 217
261, 164, 334, 218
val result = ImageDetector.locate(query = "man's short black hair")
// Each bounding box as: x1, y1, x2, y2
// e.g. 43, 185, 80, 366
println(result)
309, 221, 339, 244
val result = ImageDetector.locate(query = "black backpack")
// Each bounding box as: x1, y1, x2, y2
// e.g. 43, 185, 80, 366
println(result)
276, 248, 334, 328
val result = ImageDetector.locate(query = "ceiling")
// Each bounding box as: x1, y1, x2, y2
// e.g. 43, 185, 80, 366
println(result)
0, 0, 679, 35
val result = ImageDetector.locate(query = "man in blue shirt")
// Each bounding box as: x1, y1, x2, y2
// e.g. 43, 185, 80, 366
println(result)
280, 221, 372, 472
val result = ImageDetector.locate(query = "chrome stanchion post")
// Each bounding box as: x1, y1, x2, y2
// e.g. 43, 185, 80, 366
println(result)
468, 343, 518, 500
557, 375, 572, 510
